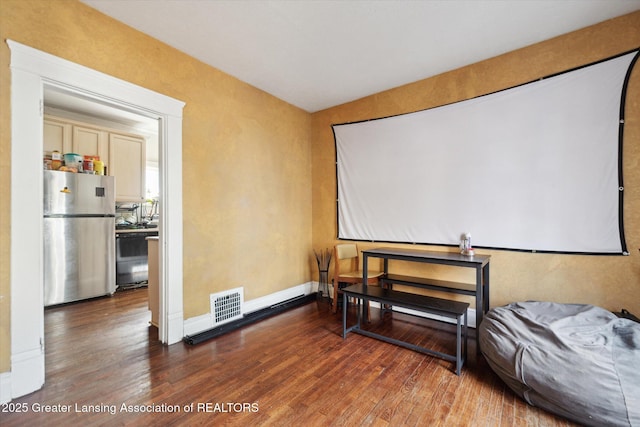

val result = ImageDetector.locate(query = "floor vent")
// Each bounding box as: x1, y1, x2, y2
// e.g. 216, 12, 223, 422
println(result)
210, 287, 244, 327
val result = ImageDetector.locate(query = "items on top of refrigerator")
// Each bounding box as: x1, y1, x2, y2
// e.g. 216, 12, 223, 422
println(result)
43, 151, 105, 175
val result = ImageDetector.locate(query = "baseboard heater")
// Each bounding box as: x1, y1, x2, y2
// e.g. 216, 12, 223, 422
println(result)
183, 293, 316, 345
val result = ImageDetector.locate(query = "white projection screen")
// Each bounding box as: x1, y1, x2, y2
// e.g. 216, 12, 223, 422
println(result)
334, 50, 639, 254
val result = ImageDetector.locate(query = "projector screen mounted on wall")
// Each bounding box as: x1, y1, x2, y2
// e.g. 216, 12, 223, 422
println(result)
334, 50, 639, 254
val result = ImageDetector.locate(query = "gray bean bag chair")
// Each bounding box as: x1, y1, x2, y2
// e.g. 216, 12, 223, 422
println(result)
479, 301, 640, 427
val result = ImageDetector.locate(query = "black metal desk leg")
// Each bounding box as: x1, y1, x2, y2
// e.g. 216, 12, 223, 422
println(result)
362, 253, 369, 322
456, 315, 462, 375
342, 292, 348, 339
475, 267, 483, 349
483, 263, 490, 313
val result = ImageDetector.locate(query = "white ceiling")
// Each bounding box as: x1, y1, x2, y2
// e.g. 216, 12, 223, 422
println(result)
80, 0, 640, 113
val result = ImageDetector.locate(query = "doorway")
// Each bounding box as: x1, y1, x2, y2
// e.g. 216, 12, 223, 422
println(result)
8, 40, 185, 399
44, 87, 160, 320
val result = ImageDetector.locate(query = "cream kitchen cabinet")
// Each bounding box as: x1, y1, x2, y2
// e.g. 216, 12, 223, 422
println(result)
43, 115, 147, 202
43, 117, 72, 155
109, 133, 146, 202
72, 125, 108, 162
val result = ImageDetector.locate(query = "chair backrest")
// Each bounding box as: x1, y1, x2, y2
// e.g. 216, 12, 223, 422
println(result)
336, 243, 358, 260
334, 243, 359, 278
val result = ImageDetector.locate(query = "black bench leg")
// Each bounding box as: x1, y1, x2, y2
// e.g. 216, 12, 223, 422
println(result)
464, 310, 468, 365
343, 296, 363, 339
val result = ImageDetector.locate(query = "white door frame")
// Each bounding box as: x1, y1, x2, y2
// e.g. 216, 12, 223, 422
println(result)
8, 40, 185, 399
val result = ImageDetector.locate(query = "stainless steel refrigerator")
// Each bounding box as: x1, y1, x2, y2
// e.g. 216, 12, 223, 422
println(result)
43, 170, 116, 306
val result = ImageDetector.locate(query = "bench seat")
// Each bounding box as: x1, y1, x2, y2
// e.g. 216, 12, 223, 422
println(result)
342, 284, 469, 375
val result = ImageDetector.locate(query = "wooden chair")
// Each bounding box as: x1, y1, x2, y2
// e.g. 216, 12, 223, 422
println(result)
332, 243, 383, 315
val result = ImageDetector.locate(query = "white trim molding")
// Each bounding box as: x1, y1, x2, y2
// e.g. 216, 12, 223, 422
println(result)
7, 40, 185, 399
0, 371, 12, 404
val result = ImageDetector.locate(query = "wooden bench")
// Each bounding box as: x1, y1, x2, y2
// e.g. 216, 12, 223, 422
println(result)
342, 284, 469, 375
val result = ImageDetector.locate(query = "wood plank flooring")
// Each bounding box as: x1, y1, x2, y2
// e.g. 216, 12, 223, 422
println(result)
0, 288, 576, 426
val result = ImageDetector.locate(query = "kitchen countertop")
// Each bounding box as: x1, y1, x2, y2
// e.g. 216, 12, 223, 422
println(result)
115, 228, 159, 234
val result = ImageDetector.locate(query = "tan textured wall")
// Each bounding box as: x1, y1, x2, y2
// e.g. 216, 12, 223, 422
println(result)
1, 0, 638, 377
0, 0, 312, 372
311, 12, 640, 312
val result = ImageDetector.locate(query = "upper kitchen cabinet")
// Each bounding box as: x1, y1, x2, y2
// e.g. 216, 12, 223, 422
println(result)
109, 133, 146, 202
73, 126, 108, 161
43, 114, 147, 202
43, 116, 72, 155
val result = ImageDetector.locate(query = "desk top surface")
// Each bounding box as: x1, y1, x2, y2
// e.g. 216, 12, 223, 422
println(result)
363, 247, 490, 265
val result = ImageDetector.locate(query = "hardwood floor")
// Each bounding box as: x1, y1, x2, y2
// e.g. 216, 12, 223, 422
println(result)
0, 288, 576, 426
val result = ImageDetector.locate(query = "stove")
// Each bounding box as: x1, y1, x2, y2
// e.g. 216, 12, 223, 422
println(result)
115, 223, 158, 230
115, 226, 158, 288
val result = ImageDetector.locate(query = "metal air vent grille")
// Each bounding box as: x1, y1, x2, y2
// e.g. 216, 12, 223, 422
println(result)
210, 287, 243, 326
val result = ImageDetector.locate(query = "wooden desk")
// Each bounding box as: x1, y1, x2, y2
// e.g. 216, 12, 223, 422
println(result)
362, 247, 490, 344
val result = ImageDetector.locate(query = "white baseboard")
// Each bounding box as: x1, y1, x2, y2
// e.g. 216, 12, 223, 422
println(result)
8, 346, 44, 400
243, 281, 315, 313
0, 371, 11, 404
183, 313, 212, 337
167, 310, 185, 345
183, 281, 316, 337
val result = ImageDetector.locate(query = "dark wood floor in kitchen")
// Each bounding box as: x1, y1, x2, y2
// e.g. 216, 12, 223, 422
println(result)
0, 288, 576, 426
